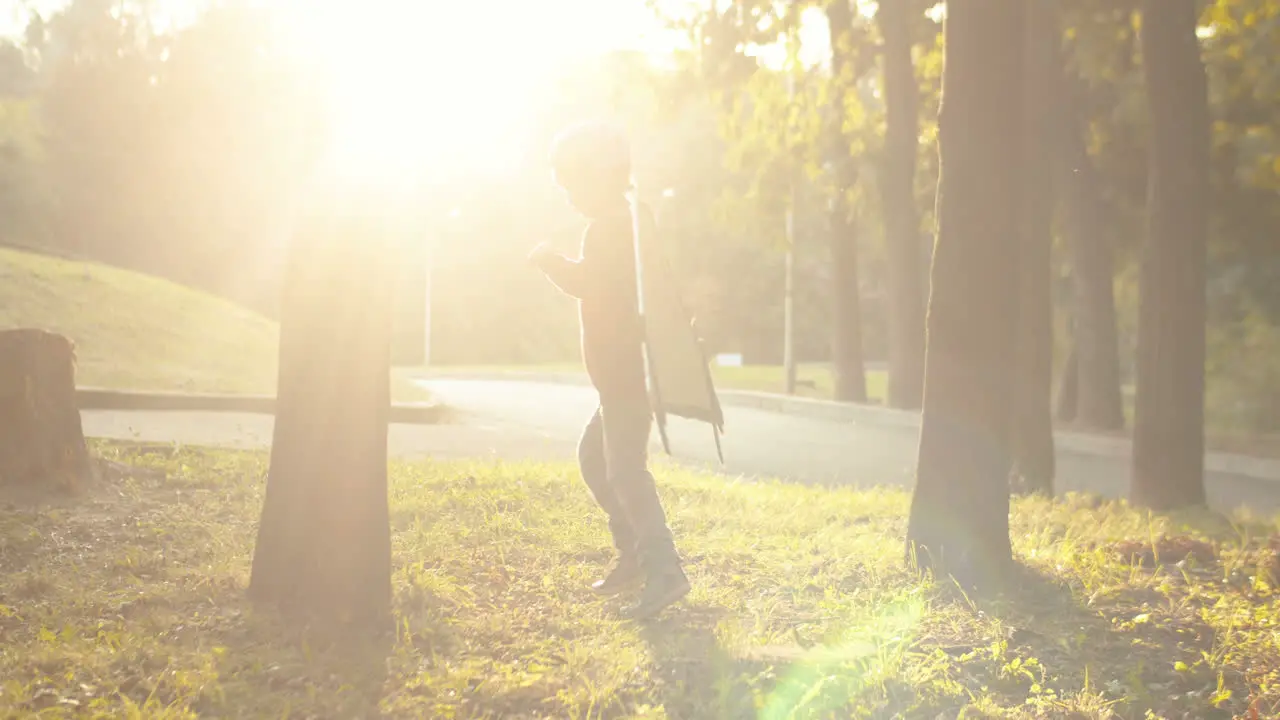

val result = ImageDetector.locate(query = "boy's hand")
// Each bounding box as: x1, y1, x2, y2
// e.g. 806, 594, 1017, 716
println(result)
528, 243, 556, 270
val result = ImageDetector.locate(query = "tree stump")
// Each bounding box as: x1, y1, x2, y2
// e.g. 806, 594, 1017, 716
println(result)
0, 329, 95, 490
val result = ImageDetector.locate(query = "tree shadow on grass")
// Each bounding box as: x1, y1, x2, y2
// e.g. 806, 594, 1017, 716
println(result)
957, 562, 1246, 719
201, 601, 394, 718
631, 562, 1257, 719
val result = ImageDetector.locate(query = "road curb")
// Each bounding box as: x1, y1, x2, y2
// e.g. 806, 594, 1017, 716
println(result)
414, 370, 1280, 482
75, 388, 446, 425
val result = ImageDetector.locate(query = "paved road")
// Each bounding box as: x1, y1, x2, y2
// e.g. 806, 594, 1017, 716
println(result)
79, 406, 571, 462
79, 378, 1280, 517
415, 379, 1280, 517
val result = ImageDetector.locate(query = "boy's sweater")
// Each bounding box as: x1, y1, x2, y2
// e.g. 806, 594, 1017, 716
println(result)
539, 201, 653, 409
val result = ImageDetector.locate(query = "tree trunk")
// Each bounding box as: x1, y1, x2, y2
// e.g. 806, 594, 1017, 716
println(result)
828, 0, 867, 404
0, 329, 94, 490
249, 193, 395, 625
1054, 341, 1079, 423
1050, 16, 1126, 432
877, 0, 926, 410
906, 0, 1025, 589
830, 206, 867, 403
1130, 0, 1209, 510
1010, 1, 1056, 496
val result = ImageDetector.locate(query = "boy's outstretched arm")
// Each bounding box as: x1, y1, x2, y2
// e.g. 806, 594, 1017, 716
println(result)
530, 212, 633, 302
530, 244, 589, 299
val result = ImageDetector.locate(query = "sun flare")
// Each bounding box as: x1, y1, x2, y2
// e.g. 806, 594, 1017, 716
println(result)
270, 0, 673, 186
275, 2, 528, 184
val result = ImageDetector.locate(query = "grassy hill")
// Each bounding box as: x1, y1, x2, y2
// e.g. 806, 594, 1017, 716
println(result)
0, 247, 280, 393
0, 246, 431, 402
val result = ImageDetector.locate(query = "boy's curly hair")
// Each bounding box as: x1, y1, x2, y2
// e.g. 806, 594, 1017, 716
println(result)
549, 120, 632, 189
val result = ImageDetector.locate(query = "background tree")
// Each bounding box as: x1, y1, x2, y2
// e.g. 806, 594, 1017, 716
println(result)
1050, 1, 1126, 431
907, 0, 1026, 587
877, 0, 927, 410
1010, 1, 1058, 495
825, 0, 867, 403
1130, 0, 1211, 509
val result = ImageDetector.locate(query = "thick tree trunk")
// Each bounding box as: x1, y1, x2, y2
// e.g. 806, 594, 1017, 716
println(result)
877, 0, 926, 410
1130, 0, 1210, 509
249, 193, 395, 625
828, 0, 867, 404
0, 329, 94, 490
1010, 1, 1056, 496
1050, 21, 1126, 432
906, 0, 1025, 589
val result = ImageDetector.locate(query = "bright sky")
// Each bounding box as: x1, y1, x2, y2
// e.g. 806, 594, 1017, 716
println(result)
1, 0, 679, 61
271, 0, 692, 185
0, 0, 697, 184
1, 0, 841, 184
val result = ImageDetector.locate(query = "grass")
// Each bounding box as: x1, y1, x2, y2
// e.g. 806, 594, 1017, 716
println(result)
0, 247, 430, 402
683, 362, 881, 400
0, 247, 278, 394
2, 445, 1278, 718
707, 364, 887, 403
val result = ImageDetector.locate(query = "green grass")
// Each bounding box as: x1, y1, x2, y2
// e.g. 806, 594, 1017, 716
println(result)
707, 364, 887, 403
0, 247, 279, 394
0, 247, 429, 402
2, 445, 1277, 718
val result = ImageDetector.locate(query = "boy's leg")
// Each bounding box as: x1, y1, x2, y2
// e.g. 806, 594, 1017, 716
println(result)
578, 408, 643, 594
599, 403, 690, 618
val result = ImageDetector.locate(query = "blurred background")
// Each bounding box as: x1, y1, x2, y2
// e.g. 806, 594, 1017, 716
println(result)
0, 0, 1278, 440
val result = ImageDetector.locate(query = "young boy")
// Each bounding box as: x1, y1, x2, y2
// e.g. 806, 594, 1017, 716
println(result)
528, 121, 690, 620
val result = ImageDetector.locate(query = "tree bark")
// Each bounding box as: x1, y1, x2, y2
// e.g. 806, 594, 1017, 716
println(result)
877, 0, 926, 410
1010, 1, 1056, 496
0, 329, 94, 490
906, 0, 1025, 589
1130, 0, 1210, 510
1054, 341, 1079, 423
828, 0, 867, 404
830, 204, 867, 403
249, 192, 395, 625
1050, 15, 1126, 432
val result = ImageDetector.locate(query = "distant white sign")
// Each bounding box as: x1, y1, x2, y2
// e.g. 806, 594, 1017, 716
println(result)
715, 353, 743, 367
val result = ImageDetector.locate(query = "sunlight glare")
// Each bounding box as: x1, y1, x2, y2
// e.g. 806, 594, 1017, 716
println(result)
271, 0, 676, 186
276, 1, 540, 184
748, 5, 834, 72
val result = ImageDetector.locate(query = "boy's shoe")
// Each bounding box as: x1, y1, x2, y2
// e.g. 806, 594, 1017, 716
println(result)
619, 567, 690, 621
591, 555, 644, 596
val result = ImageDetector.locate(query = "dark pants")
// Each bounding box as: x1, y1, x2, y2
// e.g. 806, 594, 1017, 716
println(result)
577, 402, 680, 572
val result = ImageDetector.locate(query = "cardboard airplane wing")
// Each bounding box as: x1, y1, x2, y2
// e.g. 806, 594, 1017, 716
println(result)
629, 195, 726, 464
